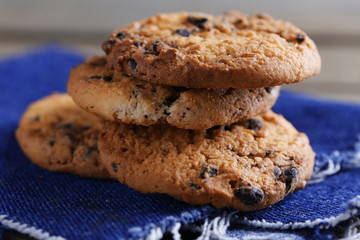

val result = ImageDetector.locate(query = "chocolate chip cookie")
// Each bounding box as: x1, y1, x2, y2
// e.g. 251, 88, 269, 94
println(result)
103, 11, 321, 89
68, 56, 280, 130
16, 93, 110, 178
98, 110, 315, 211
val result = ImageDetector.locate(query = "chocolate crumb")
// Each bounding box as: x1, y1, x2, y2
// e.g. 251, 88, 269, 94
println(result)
49, 140, 55, 146
296, 34, 305, 43
130, 58, 137, 70
283, 166, 299, 193
112, 163, 118, 172
187, 16, 208, 29
133, 41, 142, 47
116, 32, 128, 40
245, 119, 263, 131
86, 147, 96, 156
175, 28, 190, 37
235, 187, 264, 205
102, 76, 112, 82
200, 165, 218, 179
274, 166, 282, 180
190, 183, 201, 190
132, 90, 138, 98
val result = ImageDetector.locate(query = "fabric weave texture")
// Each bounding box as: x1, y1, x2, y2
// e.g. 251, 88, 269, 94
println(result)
0, 45, 359, 240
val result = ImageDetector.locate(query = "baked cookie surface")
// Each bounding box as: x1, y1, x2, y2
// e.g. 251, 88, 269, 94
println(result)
103, 11, 321, 89
16, 93, 110, 178
68, 56, 279, 130
98, 110, 315, 211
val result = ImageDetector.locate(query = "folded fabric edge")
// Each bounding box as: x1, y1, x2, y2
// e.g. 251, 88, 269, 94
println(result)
127, 206, 217, 239
239, 195, 360, 230
0, 215, 65, 240
142, 195, 360, 240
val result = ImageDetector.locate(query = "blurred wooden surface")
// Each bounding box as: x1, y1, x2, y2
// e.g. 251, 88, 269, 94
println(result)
0, 0, 359, 102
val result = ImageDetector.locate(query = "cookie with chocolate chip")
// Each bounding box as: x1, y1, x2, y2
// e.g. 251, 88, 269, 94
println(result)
103, 11, 321, 89
16, 93, 110, 178
68, 56, 280, 130
98, 110, 315, 211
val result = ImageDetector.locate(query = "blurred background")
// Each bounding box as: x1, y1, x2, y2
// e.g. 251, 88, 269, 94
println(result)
1, 0, 359, 102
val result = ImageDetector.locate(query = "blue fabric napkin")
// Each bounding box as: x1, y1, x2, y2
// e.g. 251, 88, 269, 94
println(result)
0, 44, 360, 240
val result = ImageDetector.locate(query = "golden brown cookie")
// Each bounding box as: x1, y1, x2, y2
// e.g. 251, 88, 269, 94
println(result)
98, 110, 315, 211
15, 93, 110, 178
103, 11, 321, 89
68, 56, 280, 130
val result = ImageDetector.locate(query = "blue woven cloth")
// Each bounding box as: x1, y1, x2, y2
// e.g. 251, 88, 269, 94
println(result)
1, 45, 360, 240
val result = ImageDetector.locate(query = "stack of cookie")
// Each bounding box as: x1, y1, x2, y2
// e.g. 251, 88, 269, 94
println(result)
16, 11, 321, 211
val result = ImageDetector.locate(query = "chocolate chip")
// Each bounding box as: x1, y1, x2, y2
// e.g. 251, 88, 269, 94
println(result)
265, 150, 272, 156
102, 76, 112, 82
296, 34, 305, 43
116, 32, 128, 40
103, 40, 116, 54
187, 16, 208, 29
49, 140, 55, 146
112, 163, 118, 172
143, 46, 150, 55
106, 39, 115, 46
282, 166, 299, 193
190, 183, 201, 190
31, 116, 40, 121
65, 132, 76, 143
81, 126, 91, 131
274, 166, 282, 180
174, 28, 190, 37
235, 187, 264, 205
130, 58, 137, 70
152, 41, 161, 55
133, 41, 142, 47
200, 165, 218, 179
132, 90, 138, 98
136, 84, 145, 89
235, 19, 243, 24
163, 109, 170, 115
121, 148, 128, 152
245, 119, 263, 131
86, 147, 96, 156
153, 44, 158, 54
